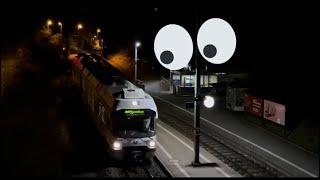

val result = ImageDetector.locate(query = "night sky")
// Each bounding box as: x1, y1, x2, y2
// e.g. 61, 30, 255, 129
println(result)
1, 0, 317, 112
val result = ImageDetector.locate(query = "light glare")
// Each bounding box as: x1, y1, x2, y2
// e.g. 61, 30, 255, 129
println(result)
203, 95, 215, 108
113, 141, 122, 151
132, 101, 138, 106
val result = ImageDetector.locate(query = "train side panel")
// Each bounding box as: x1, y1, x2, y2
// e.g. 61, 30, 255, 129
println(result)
71, 61, 116, 150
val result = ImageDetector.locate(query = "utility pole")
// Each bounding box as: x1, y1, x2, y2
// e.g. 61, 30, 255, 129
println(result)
0, 47, 2, 108
134, 46, 137, 82
192, 8, 217, 167
193, 61, 202, 165
134, 42, 141, 83
192, 7, 201, 166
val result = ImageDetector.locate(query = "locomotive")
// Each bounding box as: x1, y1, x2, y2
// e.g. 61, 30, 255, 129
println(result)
71, 53, 158, 161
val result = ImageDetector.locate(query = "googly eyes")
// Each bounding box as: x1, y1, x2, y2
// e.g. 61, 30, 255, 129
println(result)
154, 24, 193, 70
154, 18, 236, 70
197, 18, 236, 64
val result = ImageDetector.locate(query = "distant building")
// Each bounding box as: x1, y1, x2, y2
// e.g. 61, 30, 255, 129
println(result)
170, 66, 249, 97
170, 65, 248, 96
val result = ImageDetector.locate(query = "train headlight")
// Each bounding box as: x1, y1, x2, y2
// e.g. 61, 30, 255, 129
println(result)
112, 140, 122, 151
148, 140, 156, 149
132, 100, 138, 106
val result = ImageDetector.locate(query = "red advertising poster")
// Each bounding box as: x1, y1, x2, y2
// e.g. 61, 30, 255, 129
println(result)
244, 94, 263, 117
263, 100, 286, 126
251, 97, 263, 117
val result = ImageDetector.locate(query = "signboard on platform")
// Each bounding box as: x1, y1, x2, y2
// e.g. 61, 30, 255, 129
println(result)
244, 94, 263, 117
263, 100, 286, 126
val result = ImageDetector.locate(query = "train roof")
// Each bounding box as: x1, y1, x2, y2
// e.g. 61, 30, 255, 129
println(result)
103, 79, 137, 95
81, 54, 146, 98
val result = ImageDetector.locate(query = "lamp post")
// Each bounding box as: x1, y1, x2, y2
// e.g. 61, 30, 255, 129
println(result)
134, 41, 141, 82
97, 28, 101, 38
101, 38, 104, 51
76, 23, 84, 49
77, 23, 83, 31
58, 22, 62, 33
47, 19, 52, 30
170, 70, 173, 91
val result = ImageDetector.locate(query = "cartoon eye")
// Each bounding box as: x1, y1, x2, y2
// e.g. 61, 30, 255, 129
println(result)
154, 24, 193, 70
197, 18, 236, 64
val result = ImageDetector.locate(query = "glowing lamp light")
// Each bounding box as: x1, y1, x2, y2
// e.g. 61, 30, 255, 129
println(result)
135, 42, 141, 48
148, 140, 156, 149
47, 19, 53, 26
132, 100, 138, 106
77, 23, 83, 30
203, 95, 215, 108
112, 140, 122, 151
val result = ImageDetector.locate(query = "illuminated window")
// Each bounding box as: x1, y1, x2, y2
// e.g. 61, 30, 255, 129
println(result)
182, 75, 194, 87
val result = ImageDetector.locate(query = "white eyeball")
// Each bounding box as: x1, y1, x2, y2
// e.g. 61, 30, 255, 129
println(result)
154, 24, 193, 70
197, 18, 236, 64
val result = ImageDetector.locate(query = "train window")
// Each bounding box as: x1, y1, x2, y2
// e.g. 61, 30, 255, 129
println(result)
110, 114, 155, 138
112, 91, 124, 98
149, 117, 155, 131
143, 117, 151, 132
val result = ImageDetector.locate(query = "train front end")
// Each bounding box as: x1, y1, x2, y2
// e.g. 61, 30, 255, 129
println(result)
109, 88, 158, 161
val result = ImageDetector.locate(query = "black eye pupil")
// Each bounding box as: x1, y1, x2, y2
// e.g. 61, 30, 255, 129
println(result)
203, 44, 217, 58
160, 50, 174, 64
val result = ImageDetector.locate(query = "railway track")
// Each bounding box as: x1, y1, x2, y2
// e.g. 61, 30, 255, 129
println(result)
118, 156, 170, 178
156, 99, 286, 177
72, 155, 171, 177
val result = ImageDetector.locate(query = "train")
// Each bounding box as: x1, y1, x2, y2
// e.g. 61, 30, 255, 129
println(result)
70, 52, 158, 161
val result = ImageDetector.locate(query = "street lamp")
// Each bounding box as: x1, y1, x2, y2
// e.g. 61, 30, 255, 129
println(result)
97, 28, 101, 38
77, 23, 83, 30
203, 95, 215, 108
76, 23, 84, 49
134, 41, 141, 82
47, 19, 52, 30
58, 22, 62, 33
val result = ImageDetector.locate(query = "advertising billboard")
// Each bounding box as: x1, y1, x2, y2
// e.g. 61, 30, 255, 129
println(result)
244, 94, 263, 117
263, 100, 286, 126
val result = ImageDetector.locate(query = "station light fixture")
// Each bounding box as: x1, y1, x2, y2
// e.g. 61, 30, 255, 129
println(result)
135, 41, 141, 48
203, 95, 215, 108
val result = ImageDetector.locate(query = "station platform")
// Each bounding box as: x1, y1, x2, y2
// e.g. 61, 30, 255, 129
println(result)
155, 120, 241, 177
149, 91, 319, 177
